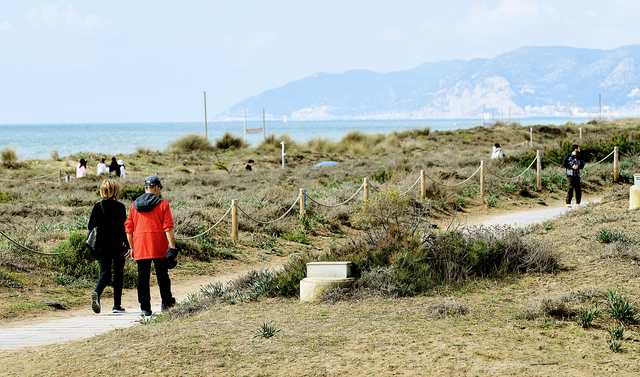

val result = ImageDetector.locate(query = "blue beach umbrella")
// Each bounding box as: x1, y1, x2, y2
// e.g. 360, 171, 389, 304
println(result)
315, 161, 338, 167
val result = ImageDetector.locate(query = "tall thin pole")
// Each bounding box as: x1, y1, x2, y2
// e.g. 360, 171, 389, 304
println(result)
243, 110, 247, 143
480, 161, 485, 199
263, 108, 266, 140
536, 151, 542, 190
569, 102, 571, 125
599, 94, 602, 120
231, 200, 238, 241
508, 107, 510, 124
204, 91, 208, 139
481, 105, 484, 127
614, 146, 619, 183
500, 108, 502, 123
492, 109, 494, 124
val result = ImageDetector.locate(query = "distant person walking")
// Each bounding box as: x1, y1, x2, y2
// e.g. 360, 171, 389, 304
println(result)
563, 144, 584, 208
118, 160, 126, 178
76, 159, 89, 178
96, 158, 108, 176
124, 176, 177, 316
491, 143, 505, 159
109, 157, 120, 177
88, 179, 129, 314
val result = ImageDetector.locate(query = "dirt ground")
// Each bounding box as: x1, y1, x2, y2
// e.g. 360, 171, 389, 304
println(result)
1, 190, 640, 376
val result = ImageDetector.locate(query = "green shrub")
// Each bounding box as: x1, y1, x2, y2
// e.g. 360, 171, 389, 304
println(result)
281, 231, 310, 245
596, 229, 631, 244
215, 132, 246, 149
119, 186, 146, 201
273, 255, 311, 297
50, 232, 137, 288
576, 304, 601, 328
168, 134, 213, 152
371, 168, 391, 184
0, 192, 20, 203
606, 290, 638, 323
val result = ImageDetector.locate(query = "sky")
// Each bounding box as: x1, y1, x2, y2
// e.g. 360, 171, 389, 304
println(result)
1, 0, 640, 124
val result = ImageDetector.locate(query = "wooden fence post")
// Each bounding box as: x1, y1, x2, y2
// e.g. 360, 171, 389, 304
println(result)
614, 146, 619, 183
231, 199, 238, 241
363, 178, 369, 202
480, 161, 485, 199
536, 150, 542, 190
299, 188, 306, 216
420, 170, 426, 199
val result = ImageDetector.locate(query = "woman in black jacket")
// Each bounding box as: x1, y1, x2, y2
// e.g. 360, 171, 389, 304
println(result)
88, 179, 130, 314
108, 157, 120, 177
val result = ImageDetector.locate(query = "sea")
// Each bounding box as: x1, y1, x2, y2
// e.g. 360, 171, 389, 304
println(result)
0, 118, 590, 160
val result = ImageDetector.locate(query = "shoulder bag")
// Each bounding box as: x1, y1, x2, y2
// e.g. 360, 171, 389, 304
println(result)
86, 201, 106, 258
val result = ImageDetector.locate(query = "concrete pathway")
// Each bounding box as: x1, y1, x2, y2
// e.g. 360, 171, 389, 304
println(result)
0, 307, 157, 350
0, 202, 600, 350
479, 199, 598, 228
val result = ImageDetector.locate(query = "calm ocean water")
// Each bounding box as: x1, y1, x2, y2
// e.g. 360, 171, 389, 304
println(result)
1, 118, 587, 160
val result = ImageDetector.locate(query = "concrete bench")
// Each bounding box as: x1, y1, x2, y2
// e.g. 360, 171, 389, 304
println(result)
306, 261, 352, 278
300, 262, 354, 302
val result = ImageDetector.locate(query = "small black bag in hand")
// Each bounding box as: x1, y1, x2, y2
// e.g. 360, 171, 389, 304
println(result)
86, 201, 106, 259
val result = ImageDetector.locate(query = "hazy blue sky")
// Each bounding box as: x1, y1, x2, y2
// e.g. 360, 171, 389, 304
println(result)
2, 1, 640, 123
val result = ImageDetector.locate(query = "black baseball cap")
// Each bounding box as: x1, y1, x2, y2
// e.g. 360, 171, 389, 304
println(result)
144, 176, 163, 189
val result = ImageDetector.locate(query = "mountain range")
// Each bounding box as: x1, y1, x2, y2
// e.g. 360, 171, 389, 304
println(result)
217, 45, 640, 121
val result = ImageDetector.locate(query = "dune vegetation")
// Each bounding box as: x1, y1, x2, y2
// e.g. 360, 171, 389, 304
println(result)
1, 119, 640, 375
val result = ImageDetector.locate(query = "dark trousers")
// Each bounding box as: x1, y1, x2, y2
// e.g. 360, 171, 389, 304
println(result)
566, 175, 582, 205
136, 258, 173, 311
95, 247, 126, 307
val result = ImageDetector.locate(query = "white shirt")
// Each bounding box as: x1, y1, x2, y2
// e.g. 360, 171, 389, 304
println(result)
120, 165, 126, 178
491, 147, 504, 159
96, 163, 107, 176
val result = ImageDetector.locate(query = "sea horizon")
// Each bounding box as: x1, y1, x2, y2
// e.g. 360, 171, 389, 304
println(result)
1, 117, 591, 161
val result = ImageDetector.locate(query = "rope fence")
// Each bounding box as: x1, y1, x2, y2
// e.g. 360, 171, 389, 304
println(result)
0, 147, 623, 248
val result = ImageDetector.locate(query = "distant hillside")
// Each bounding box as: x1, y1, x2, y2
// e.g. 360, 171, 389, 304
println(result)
217, 45, 640, 121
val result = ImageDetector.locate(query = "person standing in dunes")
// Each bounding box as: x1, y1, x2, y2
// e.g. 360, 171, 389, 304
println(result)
563, 144, 584, 208
89, 179, 129, 314
124, 176, 177, 316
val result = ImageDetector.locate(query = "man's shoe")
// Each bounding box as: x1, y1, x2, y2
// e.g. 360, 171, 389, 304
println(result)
141, 310, 153, 317
91, 292, 100, 314
566, 204, 572, 208
112, 306, 126, 313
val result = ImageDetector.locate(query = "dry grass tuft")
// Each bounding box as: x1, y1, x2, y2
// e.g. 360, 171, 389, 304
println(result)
215, 132, 247, 150
426, 300, 471, 319
167, 134, 213, 152
517, 289, 605, 320
1, 147, 18, 166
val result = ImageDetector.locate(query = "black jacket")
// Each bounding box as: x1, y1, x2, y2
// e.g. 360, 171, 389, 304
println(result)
563, 153, 584, 177
88, 199, 129, 253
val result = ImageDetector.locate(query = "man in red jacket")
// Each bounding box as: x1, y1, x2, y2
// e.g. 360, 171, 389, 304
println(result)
125, 176, 177, 316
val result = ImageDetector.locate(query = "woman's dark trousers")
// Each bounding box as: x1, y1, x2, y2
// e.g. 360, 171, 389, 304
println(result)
566, 175, 582, 205
136, 258, 173, 311
94, 246, 126, 307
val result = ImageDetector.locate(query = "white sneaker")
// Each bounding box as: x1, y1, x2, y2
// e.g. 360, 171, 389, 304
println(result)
566, 204, 572, 208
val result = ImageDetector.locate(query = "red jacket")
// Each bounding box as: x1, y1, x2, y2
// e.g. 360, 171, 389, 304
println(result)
124, 199, 174, 260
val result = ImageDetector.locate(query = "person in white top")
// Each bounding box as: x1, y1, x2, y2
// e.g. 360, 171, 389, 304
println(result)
96, 158, 108, 176
491, 143, 505, 159
76, 159, 89, 178
118, 160, 126, 178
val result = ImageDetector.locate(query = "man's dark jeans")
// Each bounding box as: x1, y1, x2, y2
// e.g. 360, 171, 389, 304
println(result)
136, 258, 173, 311
95, 246, 126, 307
566, 175, 581, 205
